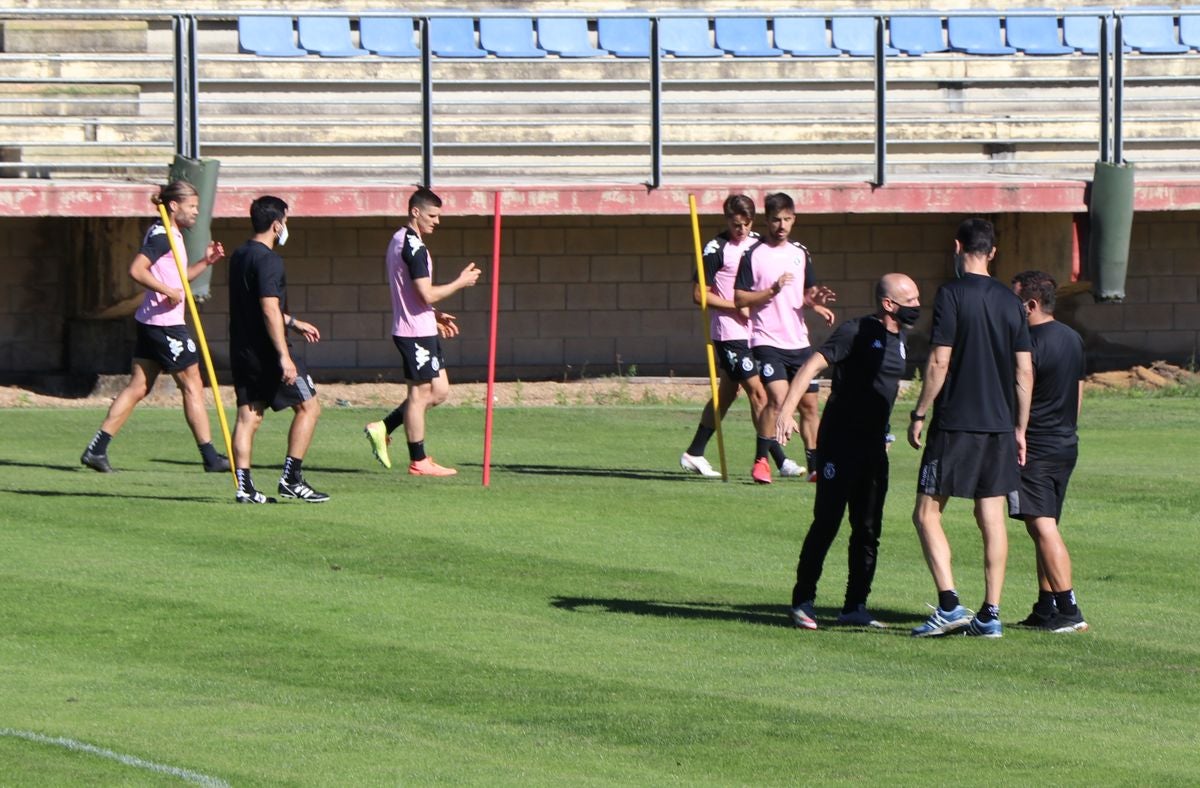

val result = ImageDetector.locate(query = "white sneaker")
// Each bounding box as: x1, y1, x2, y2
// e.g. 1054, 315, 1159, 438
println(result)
836, 604, 888, 628
779, 458, 806, 478
680, 452, 721, 478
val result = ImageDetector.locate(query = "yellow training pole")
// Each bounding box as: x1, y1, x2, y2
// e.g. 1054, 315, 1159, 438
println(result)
688, 195, 728, 481
157, 203, 237, 490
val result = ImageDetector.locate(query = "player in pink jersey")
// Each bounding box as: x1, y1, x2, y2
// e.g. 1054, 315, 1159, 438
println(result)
681, 194, 799, 479
363, 187, 481, 477
734, 193, 836, 484
80, 180, 228, 474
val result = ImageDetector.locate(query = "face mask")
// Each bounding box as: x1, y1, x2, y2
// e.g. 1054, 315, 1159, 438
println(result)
276, 223, 289, 247
953, 252, 965, 279
894, 304, 920, 328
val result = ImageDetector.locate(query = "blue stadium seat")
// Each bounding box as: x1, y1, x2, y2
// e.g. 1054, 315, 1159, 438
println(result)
1121, 8, 1188, 54
1006, 11, 1075, 55
429, 17, 487, 57
715, 17, 783, 57
660, 17, 723, 57
238, 16, 307, 57
947, 14, 1017, 55
1179, 10, 1200, 50
298, 17, 368, 57
889, 16, 947, 55
831, 16, 898, 57
360, 17, 419, 58
480, 17, 547, 58
598, 17, 651, 57
773, 17, 839, 56
537, 18, 606, 57
1063, 13, 1128, 54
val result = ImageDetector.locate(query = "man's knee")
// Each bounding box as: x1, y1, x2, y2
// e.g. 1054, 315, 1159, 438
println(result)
295, 397, 321, 420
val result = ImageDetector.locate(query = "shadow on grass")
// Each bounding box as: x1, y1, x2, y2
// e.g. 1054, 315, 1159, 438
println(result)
0, 487, 214, 503
0, 458, 83, 473
551, 596, 923, 634
152, 458, 365, 474
468, 463, 698, 482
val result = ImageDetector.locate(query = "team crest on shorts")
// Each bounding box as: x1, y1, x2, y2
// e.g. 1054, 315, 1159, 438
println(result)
741, 357, 754, 372
823, 461, 836, 480
432, 356, 441, 372
763, 363, 775, 378
186, 338, 196, 353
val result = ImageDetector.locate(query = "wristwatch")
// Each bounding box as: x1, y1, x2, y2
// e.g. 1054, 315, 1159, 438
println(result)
910, 409, 925, 422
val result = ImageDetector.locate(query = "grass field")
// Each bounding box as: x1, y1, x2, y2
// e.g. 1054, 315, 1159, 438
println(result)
1, 395, 1198, 785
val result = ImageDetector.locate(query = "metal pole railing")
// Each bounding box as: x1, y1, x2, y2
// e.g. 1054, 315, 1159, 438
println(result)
874, 14, 887, 186
1100, 14, 1111, 163
173, 14, 186, 156
650, 17, 662, 190
420, 17, 433, 186
1113, 15, 1124, 163
188, 14, 199, 157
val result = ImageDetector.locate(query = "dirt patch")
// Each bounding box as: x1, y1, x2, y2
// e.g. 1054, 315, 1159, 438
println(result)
1, 363, 1194, 409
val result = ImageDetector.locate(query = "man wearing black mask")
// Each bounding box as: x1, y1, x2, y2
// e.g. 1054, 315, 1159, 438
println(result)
775, 273, 921, 630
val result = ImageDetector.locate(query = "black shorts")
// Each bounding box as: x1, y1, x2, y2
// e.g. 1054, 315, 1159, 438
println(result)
233, 355, 317, 412
393, 335, 444, 382
753, 345, 818, 392
713, 339, 758, 381
1008, 452, 1078, 521
917, 429, 1020, 499
133, 322, 198, 373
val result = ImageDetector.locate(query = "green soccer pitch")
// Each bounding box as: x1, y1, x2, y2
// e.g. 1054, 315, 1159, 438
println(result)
1, 396, 1197, 785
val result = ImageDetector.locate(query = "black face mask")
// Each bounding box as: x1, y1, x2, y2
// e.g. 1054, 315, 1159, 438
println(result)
953, 252, 966, 279
893, 305, 920, 328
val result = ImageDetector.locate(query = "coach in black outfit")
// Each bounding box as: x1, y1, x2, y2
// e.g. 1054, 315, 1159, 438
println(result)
775, 273, 922, 630
1007, 270, 1089, 633
907, 218, 1033, 639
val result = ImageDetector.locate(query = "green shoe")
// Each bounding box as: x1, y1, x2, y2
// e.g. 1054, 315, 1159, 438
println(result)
364, 421, 391, 469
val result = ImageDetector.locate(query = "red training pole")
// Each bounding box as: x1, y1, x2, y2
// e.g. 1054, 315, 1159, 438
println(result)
482, 191, 502, 487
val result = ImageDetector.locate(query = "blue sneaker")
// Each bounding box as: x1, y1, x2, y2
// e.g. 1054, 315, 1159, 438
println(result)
964, 616, 1003, 638
910, 604, 973, 637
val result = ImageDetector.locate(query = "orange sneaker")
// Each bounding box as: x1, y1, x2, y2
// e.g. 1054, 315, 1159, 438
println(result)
408, 457, 458, 477
752, 457, 772, 484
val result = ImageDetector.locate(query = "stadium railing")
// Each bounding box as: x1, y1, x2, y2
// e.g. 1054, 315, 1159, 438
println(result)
3, 8, 1200, 186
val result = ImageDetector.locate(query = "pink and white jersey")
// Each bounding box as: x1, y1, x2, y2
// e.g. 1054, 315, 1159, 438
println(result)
133, 221, 188, 327
734, 239, 817, 350
699, 231, 757, 342
387, 226, 438, 338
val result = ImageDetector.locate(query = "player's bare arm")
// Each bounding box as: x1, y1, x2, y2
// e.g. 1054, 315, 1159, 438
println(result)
775, 352, 830, 444
908, 344, 951, 449
734, 271, 794, 308
1014, 349, 1033, 466
127, 253, 183, 305
412, 262, 482, 306
260, 296, 296, 384
284, 314, 321, 344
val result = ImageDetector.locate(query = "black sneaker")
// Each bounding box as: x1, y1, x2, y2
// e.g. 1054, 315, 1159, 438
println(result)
204, 454, 231, 473
1016, 605, 1055, 628
236, 489, 277, 504
278, 476, 330, 503
80, 449, 114, 473
1042, 609, 1089, 633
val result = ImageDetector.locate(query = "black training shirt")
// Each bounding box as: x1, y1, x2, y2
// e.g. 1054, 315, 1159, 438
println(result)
228, 239, 289, 368
928, 273, 1032, 433
1026, 319, 1085, 459
817, 315, 907, 446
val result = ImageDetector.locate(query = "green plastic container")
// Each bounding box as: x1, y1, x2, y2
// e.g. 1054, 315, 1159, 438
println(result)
1088, 161, 1135, 303
167, 155, 220, 301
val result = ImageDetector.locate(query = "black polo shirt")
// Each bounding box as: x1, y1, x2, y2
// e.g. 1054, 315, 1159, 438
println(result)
817, 315, 907, 447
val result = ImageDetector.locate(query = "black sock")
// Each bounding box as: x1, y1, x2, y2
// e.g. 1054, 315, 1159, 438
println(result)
282, 455, 302, 483
976, 603, 1000, 623
383, 401, 408, 435
235, 468, 254, 494
938, 589, 960, 612
754, 435, 772, 462
805, 448, 817, 472
1035, 590, 1056, 617
769, 440, 788, 469
88, 430, 112, 454
686, 424, 714, 457
408, 440, 426, 462
198, 442, 220, 464
1053, 589, 1079, 616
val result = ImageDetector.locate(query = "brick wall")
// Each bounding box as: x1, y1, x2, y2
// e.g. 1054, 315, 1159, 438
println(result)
1, 211, 1197, 381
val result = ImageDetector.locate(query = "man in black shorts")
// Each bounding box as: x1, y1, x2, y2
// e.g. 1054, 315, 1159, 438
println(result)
907, 218, 1033, 638
775, 274, 921, 630
1008, 270, 1088, 633
228, 195, 328, 504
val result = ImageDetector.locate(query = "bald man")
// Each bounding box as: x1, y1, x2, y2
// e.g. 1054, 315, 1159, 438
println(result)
775, 273, 921, 629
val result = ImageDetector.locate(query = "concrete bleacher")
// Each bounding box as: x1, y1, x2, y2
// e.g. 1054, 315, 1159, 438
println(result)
6, 9, 1200, 184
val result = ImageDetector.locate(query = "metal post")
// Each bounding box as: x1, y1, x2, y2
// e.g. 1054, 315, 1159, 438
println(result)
874, 14, 887, 186
420, 17, 433, 186
187, 15, 199, 158
173, 15, 186, 156
1113, 14, 1124, 164
1099, 13, 1111, 164
650, 17, 662, 190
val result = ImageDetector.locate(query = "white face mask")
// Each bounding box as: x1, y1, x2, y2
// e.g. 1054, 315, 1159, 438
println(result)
276, 222, 289, 247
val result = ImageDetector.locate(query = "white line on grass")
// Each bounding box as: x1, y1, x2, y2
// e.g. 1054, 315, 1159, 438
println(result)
1, 728, 230, 787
